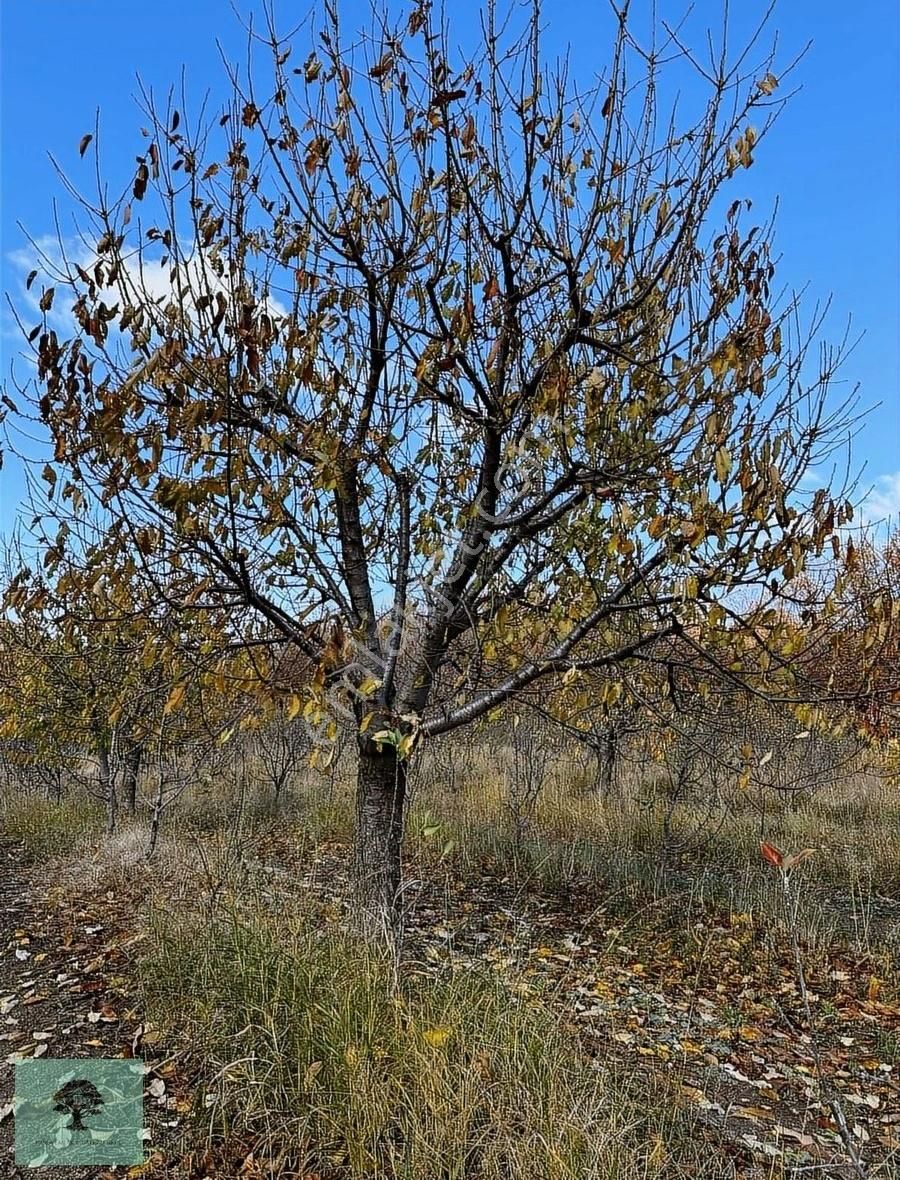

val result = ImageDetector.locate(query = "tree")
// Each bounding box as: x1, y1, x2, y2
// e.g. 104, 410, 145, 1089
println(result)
252, 704, 313, 807
0, 581, 145, 834
796, 525, 900, 741
0, 538, 247, 836
3, 0, 861, 938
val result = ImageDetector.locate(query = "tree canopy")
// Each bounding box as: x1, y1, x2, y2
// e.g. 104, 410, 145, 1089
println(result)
0, 0, 869, 934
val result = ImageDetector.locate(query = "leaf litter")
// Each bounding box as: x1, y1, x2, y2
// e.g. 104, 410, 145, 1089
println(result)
1, 832, 897, 1177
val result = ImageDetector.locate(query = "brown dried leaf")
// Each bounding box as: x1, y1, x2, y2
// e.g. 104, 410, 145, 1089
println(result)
783, 847, 816, 870
759, 840, 784, 868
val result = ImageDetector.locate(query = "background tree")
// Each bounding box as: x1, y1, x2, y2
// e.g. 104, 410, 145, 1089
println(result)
0, 532, 252, 837
794, 525, 900, 741
3, 0, 863, 937
0, 567, 152, 834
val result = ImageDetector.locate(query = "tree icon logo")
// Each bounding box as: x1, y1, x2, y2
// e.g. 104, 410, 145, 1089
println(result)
52, 1078, 105, 1132
16, 1059, 144, 1166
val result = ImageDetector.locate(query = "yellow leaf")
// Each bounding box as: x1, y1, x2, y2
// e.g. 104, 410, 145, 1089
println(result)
714, 446, 732, 484
422, 1026, 452, 1048
647, 515, 667, 540
303, 699, 322, 724
398, 733, 416, 759
286, 694, 302, 721
709, 352, 727, 380
867, 976, 882, 1002
127, 1161, 157, 1179
757, 72, 779, 95
163, 682, 186, 716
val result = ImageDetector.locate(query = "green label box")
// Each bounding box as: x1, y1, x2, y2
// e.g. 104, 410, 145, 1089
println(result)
14, 1059, 146, 1168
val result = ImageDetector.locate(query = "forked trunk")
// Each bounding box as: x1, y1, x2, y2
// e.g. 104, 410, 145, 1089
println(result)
354, 736, 407, 942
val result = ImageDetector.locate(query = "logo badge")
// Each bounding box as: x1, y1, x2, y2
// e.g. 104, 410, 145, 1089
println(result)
14, 1059, 146, 1167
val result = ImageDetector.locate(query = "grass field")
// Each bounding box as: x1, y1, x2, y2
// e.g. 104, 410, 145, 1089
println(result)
2, 738, 898, 1177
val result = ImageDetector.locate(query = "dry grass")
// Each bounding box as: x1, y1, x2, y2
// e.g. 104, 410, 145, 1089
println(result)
403, 747, 900, 955
140, 889, 725, 1179
0, 793, 104, 862
3, 737, 898, 1177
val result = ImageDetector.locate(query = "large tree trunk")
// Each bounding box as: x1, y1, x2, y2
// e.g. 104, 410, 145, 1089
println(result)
123, 742, 142, 814
595, 726, 618, 798
354, 736, 407, 942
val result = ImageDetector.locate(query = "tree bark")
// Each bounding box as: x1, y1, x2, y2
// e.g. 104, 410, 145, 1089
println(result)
146, 755, 165, 858
354, 736, 406, 942
595, 726, 618, 798
123, 742, 142, 814
98, 741, 117, 835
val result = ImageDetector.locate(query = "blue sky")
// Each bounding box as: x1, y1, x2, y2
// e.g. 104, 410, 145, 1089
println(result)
1, 0, 898, 537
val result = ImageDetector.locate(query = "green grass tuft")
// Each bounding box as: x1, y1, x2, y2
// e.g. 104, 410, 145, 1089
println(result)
0, 794, 103, 862
140, 895, 723, 1178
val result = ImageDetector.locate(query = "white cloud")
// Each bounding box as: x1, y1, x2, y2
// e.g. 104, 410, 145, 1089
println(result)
798, 467, 826, 490
858, 471, 900, 529
4, 234, 288, 348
